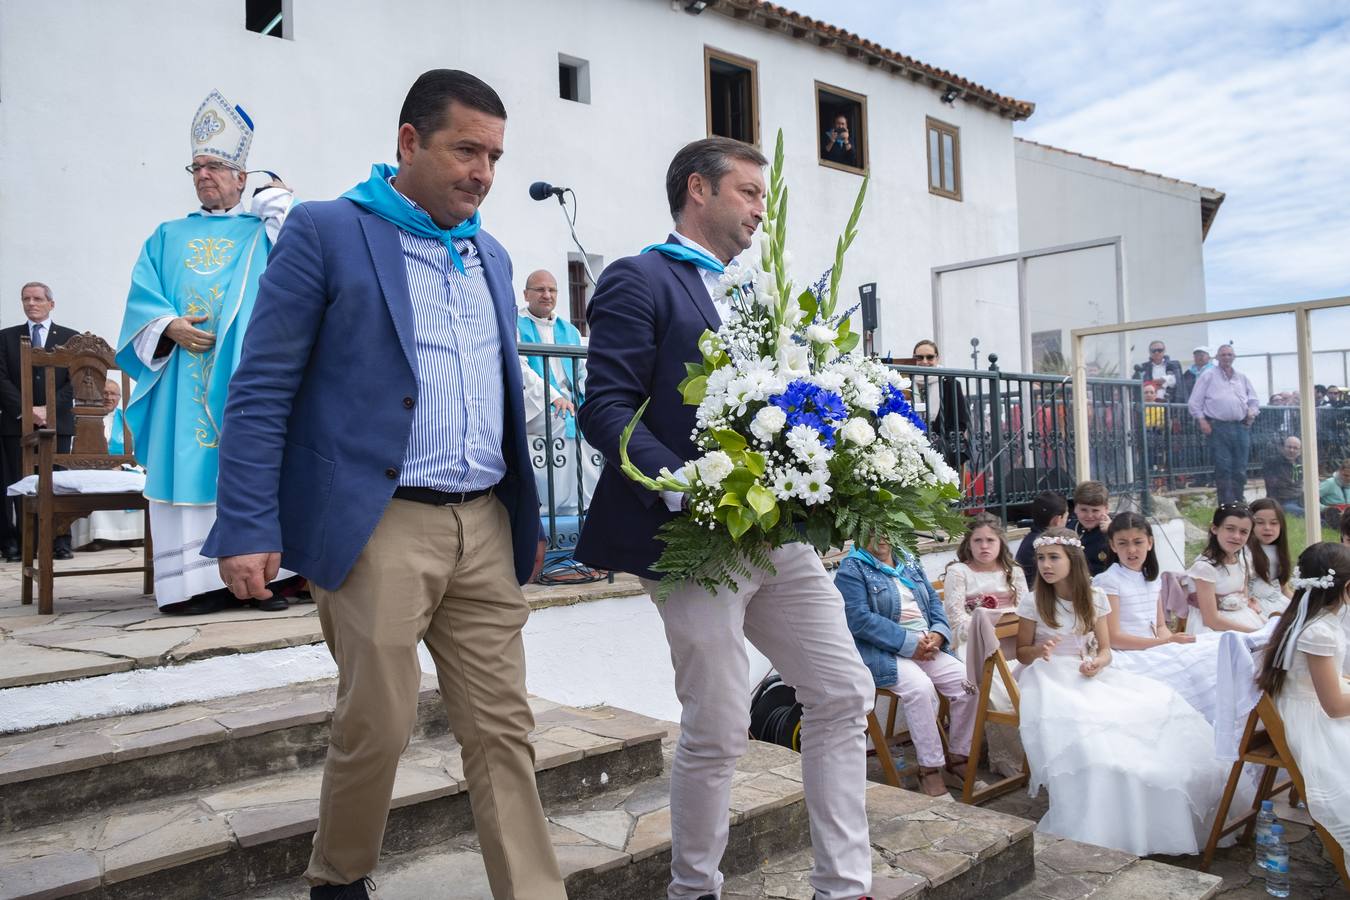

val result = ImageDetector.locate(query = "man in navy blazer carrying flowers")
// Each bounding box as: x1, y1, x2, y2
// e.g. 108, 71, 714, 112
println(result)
576, 137, 874, 900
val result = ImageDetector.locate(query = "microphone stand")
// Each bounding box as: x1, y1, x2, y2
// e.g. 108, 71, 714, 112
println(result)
553, 190, 597, 285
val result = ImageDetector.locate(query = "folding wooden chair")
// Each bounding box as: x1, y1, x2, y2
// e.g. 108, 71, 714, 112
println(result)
866, 687, 949, 789
961, 610, 1031, 804
1202, 695, 1348, 888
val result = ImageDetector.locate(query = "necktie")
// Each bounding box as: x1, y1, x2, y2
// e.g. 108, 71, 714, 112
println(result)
30, 322, 43, 348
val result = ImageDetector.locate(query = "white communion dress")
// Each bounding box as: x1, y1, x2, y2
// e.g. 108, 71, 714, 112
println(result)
1249, 544, 1291, 620
1018, 587, 1229, 856
1187, 550, 1265, 635
1275, 605, 1350, 857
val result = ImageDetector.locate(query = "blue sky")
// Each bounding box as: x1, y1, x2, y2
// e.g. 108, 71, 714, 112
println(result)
786, 0, 1350, 355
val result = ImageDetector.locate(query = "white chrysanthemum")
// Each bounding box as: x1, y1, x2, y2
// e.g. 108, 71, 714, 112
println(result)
799, 470, 833, 504
852, 379, 882, 412
869, 446, 898, 476
806, 323, 837, 344
879, 412, 923, 444
750, 406, 788, 443
796, 440, 834, 469
883, 368, 912, 390
812, 370, 846, 393
772, 468, 807, 500
924, 448, 959, 485
841, 417, 876, 447
786, 424, 821, 454
694, 451, 734, 487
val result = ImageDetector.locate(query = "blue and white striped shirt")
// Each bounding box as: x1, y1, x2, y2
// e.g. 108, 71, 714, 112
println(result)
393, 189, 506, 492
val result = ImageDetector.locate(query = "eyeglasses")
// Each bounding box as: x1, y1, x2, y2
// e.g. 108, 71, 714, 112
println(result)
1149, 347, 1165, 353
914, 354, 937, 361
184, 161, 239, 176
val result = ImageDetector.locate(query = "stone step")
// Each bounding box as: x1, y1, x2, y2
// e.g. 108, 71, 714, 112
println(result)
0, 676, 455, 832
243, 746, 1038, 900
0, 700, 667, 899
999, 833, 1222, 900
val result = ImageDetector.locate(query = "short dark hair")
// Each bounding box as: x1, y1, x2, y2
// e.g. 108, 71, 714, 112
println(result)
913, 339, 939, 356
397, 69, 506, 160
1073, 480, 1109, 508
665, 137, 767, 220
1029, 491, 1068, 528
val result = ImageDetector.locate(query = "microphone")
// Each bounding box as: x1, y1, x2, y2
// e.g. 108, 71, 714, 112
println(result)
529, 181, 567, 201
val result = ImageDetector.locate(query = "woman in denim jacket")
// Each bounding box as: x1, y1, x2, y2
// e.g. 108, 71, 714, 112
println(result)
835, 537, 976, 798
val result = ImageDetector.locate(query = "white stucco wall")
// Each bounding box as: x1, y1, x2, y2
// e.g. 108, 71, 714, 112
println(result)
0, 0, 1021, 360
1014, 139, 1212, 376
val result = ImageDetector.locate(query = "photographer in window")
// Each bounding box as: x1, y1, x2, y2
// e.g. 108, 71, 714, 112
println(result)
822, 113, 857, 167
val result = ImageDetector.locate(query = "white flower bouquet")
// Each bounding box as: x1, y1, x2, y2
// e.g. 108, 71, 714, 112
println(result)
620, 132, 963, 595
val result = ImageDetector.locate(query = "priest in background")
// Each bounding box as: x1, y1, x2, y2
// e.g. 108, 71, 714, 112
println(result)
115, 89, 295, 614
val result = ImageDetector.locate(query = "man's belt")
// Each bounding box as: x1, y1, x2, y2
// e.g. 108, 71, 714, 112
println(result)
393, 485, 494, 506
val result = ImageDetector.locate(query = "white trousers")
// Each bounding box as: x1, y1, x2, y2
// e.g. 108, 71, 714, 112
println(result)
886, 652, 976, 768
646, 544, 874, 900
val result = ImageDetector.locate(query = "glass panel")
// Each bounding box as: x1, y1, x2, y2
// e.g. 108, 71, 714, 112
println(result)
942, 132, 956, 192
928, 128, 941, 188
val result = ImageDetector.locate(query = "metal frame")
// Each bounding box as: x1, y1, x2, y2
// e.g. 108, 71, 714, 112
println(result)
930, 236, 1126, 375
1071, 295, 1350, 546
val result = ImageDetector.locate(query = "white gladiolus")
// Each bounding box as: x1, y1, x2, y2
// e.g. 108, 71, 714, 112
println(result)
776, 342, 811, 376
841, 418, 876, 446
750, 406, 788, 442
806, 323, 837, 344
695, 451, 735, 486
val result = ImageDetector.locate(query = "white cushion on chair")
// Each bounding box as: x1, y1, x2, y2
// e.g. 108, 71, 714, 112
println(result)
6, 470, 146, 496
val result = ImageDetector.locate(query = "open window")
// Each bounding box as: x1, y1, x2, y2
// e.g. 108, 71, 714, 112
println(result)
559, 54, 591, 104
926, 116, 962, 200
704, 47, 759, 145
816, 82, 867, 174
245, 0, 288, 38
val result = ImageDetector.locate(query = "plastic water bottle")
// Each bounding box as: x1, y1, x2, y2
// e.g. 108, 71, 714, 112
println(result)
1255, 800, 1278, 868
1265, 824, 1290, 897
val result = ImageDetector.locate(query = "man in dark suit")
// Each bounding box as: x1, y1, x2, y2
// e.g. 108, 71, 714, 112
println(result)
202, 71, 563, 900
0, 281, 78, 561
576, 137, 874, 900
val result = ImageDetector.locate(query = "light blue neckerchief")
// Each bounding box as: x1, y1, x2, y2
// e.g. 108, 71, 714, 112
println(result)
847, 547, 919, 592
642, 242, 726, 274
342, 163, 480, 275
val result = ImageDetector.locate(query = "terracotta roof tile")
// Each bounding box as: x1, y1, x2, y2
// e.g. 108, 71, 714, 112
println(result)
710, 0, 1035, 120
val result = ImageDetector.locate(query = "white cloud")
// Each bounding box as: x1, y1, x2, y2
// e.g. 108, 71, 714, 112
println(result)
787, 0, 1350, 319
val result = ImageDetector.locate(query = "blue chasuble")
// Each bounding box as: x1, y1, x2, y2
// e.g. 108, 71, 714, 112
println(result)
115, 212, 272, 505
108, 407, 128, 455
517, 315, 584, 439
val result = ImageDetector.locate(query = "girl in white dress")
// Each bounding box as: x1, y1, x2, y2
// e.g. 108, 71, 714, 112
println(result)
1256, 542, 1350, 858
943, 512, 1029, 656
942, 512, 1028, 778
1018, 527, 1228, 856
1248, 498, 1293, 620
1188, 504, 1264, 634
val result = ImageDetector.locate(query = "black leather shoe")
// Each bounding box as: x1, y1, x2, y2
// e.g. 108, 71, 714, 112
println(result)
160, 590, 235, 616
1, 544, 18, 563
53, 546, 74, 560
311, 876, 375, 899
251, 595, 289, 612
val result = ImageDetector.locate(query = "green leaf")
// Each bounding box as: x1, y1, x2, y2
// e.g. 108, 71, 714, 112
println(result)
723, 468, 755, 496
742, 450, 766, 477
758, 502, 780, 530
727, 507, 756, 540
797, 289, 818, 324
718, 492, 742, 508
746, 483, 777, 519
875, 487, 895, 503
713, 428, 748, 451
684, 361, 707, 379
836, 332, 860, 355
804, 516, 835, 554
680, 375, 708, 406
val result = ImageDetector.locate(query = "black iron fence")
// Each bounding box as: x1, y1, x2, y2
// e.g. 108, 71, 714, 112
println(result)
896, 357, 1149, 523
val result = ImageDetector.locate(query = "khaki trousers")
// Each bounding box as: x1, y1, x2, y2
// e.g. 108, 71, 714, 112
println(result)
305, 496, 565, 899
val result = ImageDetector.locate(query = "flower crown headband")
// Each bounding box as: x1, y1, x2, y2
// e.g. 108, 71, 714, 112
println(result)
1274, 566, 1338, 672
1033, 535, 1083, 550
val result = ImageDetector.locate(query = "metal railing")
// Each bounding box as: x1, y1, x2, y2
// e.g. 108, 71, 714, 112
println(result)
897, 357, 1149, 523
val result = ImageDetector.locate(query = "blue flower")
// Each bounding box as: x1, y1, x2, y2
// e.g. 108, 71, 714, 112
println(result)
769, 380, 849, 444
876, 384, 928, 433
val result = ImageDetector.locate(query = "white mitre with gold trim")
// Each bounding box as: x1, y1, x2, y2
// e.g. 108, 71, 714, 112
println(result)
190, 90, 254, 169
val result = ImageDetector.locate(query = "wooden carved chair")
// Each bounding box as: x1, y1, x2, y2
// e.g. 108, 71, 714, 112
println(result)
1202, 694, 1348, 888
19, 334, 152, 614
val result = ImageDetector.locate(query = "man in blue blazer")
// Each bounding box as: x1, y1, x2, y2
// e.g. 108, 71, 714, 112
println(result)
203, 71, 563, 900
576, 138, 874, 900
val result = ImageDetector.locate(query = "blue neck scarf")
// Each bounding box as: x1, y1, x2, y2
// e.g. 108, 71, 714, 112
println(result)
643, 241, 726, 274
847, 547, 918, 591
342, 163, 480, 274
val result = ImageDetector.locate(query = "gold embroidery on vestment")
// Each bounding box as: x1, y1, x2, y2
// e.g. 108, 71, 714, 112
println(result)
184, 237, 236, 275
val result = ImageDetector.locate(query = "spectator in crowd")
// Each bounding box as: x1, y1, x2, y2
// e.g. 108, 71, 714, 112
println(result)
821, 113, 857, 167
1263, 435, 1304, 516
1069, 480, 1113, 575
1176, 346, 1214, 404
1188, 344, 1260, 505
1015, 491, 1069, 587
115, 89, 295, 615
1319, 459, 1350, 528
1142, 382, 1167, 472
1329, 386, 1349, 408
1315, 384, 1329, 407
1136, 340, 1182, 401
517, 269, 598, 515
0, 281, 79, 562
911, 339, 970, 473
